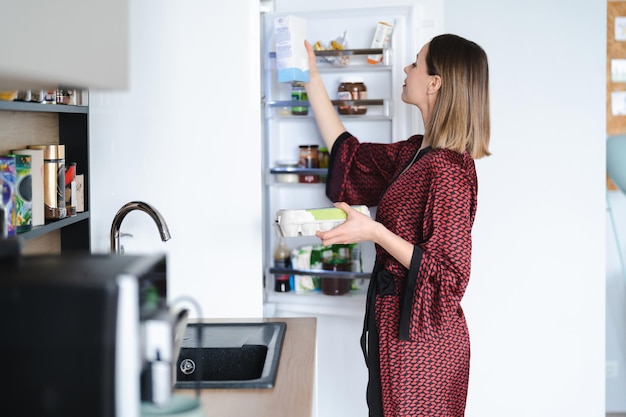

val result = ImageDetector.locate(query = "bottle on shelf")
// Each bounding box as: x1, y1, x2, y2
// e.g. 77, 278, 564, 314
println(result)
274, 238, 292, 292
291, 82, 308, 116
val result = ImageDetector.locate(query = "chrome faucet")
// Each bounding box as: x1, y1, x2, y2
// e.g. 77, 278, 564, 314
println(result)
110, 201, 171, 254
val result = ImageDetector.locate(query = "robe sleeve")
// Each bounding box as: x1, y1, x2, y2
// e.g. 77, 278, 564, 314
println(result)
399, 154, 477, 341
326, 132, 425, 206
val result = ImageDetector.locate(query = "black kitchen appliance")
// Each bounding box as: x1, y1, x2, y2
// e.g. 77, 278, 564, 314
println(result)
0, 250, 187, 417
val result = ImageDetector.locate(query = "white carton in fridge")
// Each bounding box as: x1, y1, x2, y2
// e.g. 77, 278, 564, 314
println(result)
367, 21, 394, 64
274, 205, 371, 237
274, 15, 310, 83
291, 245, 319, 293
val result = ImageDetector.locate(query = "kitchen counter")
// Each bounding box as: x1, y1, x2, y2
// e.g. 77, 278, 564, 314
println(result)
175, 317, 316, 417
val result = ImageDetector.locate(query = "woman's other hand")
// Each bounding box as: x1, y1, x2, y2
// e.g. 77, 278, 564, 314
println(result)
317, 202, 415, 269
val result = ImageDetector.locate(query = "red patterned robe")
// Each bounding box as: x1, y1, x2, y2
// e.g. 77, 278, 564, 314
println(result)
326, 132, 477, 417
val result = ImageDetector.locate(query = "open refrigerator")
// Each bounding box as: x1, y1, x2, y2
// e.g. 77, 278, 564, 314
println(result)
260, 5, 442, 417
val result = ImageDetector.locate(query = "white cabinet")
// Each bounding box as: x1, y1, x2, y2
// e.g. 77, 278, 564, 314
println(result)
0, 0, 128, 90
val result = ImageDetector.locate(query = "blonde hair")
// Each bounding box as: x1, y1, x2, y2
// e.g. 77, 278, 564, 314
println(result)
425, 34, 491, 159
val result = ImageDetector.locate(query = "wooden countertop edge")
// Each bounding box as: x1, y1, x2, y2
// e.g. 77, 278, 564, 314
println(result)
175, 317, 317, 417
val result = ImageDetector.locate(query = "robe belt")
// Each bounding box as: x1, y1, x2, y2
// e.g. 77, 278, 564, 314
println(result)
361, 245, 424, 351
399, 245, 423, 340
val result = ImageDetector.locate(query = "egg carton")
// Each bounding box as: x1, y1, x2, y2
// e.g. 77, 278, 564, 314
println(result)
274, 205, 370, 237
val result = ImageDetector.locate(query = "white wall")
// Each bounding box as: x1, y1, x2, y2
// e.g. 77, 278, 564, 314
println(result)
88, 0, 606, 416
607, 190, 626, 412
89, 0, 264, 318
446, 1, 606, 416
274, 0, 606, 416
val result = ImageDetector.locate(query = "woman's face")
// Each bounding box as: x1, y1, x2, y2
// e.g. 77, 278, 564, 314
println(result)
401, 42, 435, 109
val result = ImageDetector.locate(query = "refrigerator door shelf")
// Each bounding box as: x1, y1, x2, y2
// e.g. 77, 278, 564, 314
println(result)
268, 48, 393, 68
270, 266, 370, 280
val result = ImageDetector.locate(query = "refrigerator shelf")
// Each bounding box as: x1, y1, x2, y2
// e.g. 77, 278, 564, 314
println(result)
268, 47, 386, 57
265, 289, 368, 317
270, 167, 326, 175
267, 99, 385, 107
266, 99, 392, 119
267, 48, 393, 68
270, 267, 370, 280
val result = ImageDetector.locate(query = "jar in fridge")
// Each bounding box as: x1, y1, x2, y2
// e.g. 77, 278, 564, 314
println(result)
321, 257, 350, 295
275, 160, 299, 183
337, 76, 367, 115
298, 145, 319, 183
291, 82, 308, 116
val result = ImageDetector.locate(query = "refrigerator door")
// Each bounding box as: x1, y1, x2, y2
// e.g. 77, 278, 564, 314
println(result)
262, 5, 427, 304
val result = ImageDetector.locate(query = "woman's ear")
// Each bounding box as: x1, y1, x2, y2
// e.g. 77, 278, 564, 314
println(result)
428, 75, 442, 94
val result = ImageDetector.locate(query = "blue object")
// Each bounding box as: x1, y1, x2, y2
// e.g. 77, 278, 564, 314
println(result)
607, 135, 626, 193
278, 68, 310, 83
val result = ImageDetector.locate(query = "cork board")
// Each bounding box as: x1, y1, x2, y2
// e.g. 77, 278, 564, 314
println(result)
607, 1, 626, 134
606, 1, 626, 189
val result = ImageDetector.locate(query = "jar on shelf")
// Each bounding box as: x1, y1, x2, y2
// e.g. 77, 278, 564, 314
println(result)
291, 82, 308, 116
321, 257, 350, 295
275, 160, 299, 183
298, 145, 319, 183
337, 76, 367, 115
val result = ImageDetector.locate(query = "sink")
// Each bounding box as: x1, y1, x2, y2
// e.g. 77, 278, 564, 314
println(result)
174, 322, 286, 389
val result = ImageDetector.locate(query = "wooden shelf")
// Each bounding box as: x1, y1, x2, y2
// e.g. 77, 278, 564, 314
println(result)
0, 97, 91, 252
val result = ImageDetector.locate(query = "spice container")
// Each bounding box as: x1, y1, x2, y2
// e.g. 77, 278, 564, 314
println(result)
291, 82, 308, 115
337, 77, 368, 115
298, 145, 319, 183
42, 90, 56, 104
16, 90, 31, 102
30, 90, 44, 103
56, 89, 77, 105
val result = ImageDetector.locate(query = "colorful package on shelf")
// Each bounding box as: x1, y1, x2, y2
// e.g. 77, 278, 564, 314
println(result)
75, 174, 84, 212
0, 155, 17, 237
11, 154, 32, 233
367, 21, 394, 64
65, 162, 77, 217
10, 148, 44, 226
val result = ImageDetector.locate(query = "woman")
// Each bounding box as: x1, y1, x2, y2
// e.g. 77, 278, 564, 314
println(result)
304, 34, 490, 416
